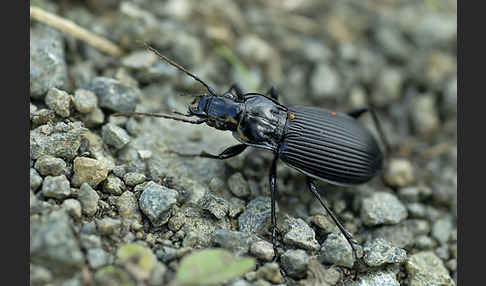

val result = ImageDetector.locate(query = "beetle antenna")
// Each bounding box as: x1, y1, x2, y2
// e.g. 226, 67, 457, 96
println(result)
113, 112, 207, 125
137, 40, 218, 97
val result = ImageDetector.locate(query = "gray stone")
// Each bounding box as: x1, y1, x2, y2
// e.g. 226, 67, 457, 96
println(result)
87, 248, 111, 269
82, 108, 105, 127
255, 262, 284, 284
30, 122, 85, 160
411, 95, 440, 135
73, 89, 98, 114
97, 217, 122, 236
71, 157, 109, 188
139, 181, 178, 227
30, 168, 43, 191
415, 235, 437, 250
30, 25, 67, 98
372, 68, 404, 107
148, 262, 167, 286
282, 217, 320, 251
62, 199, 82, 219
117, 191, 142, 221
102, 123, 131, 149
42, 175, 71, 200
280, 249, 309, 279
238, 197, 271, 234
250, 240, 275, 261
80, 234, 102, 249
384, 158, 414, 187
200, 193, 229, 220
30, 109, 55, 126
432, 216, 453, 244
405, 251, 455, 286
228, 172, 250, 198
85, 77, 140, 112
344, 269, 400, 286
103, 174, 125, 195
34, 155, 67, 176
211, 229, 257, 256
78, 183, 99, 216
30, 264, 53, 285
45, 88, 71, 118
123, 172, 147, 186
361, 192, 408, 226
311, 63, 341, 97
362, 238, 407, 267
228, 197, 245, 218
30, 210, 84, 275
318, 233, 355, 268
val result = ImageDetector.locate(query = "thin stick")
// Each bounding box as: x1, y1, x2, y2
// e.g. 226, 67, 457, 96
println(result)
137, 41, 218, 96
30, 6, 124, 57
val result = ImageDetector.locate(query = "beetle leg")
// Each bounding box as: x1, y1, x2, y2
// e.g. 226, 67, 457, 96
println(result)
306, 177, 360, 267
269, 154, 279, 261
266, 86, 279, 101
228, 83, 245, 101
174, 144, 247, 159
347, 107, 391, 154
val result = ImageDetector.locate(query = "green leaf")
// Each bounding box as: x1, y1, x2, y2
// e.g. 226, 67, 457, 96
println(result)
172, 248, 256, 286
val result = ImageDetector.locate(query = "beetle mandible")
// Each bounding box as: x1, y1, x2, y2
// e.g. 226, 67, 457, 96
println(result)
116, 42, 391, 269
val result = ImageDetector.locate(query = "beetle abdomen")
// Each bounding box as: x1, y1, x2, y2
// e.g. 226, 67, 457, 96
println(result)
279, 106, 383, 186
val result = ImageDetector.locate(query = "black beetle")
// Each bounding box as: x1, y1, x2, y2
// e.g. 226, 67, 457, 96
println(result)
116, 42, 391, 270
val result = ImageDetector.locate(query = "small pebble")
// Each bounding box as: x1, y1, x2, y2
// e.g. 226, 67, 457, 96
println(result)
71, 157, 109, 188
78, 183, 99, 216
228, 172, 250, 198
318, 233, 355, 268
200, 193, 229, 220
73, 89, 98, 114
256, 262, 284, 284
344, 269, 400, 286
103, 174, 125, 195
361, 192, 408, 226
86, 77, 140, 113
30, 168, 43, 191
87, 248, 111, 269
117, 191, 141, 221
282, 217, 320, 251
362, 238, 407, 267
82, 108, 105, 127
42, 175, 71, 200
384, 158, 414, 187
411, 95, 440, 135
45, 88, 71, 118
415, 235, 437, 250
280, 249, 309, 279
432, 216, 453, 244
211, 230, 256, 256
405, 251, 455, 286
101, 123, 131, 149
62, 199, 82, 219
239, 197, 272, 234
97, 217, 122, 236
139, 181, 178, 227
34, 155, 67, 176
250, 240, 275, 261
123, 172, 147, 186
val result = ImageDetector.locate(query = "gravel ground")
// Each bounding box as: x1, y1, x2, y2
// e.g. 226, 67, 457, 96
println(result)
30, 0, 457, 285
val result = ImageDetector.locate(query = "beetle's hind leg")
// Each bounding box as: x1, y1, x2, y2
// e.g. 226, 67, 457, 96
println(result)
266, 86, 279, 101
347, 107, 391, 154
173, 144, 247, 159
306, 177, 361, 278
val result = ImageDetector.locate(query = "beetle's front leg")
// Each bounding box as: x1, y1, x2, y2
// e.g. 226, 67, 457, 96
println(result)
174, 144, 247, 160
269, 153, 279, 261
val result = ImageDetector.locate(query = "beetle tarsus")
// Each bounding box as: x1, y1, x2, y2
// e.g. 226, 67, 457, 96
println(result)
174, 144, 247, 160
306, 177, 361, 270
269, 154, 280, 261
